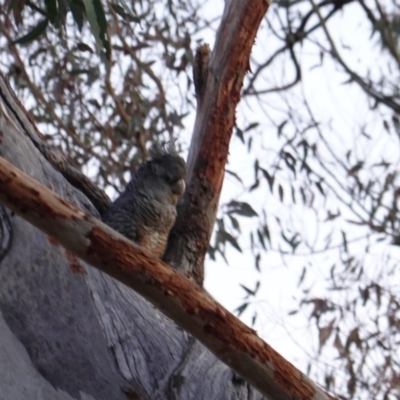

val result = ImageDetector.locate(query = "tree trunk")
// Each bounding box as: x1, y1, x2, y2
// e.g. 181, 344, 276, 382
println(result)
0, 74, 266, 400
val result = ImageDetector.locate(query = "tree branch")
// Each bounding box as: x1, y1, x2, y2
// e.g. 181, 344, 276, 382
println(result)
310, 0, 400, 113
0, 70, 111, 214
164, 0, 272, 285
0, 154, 337, 400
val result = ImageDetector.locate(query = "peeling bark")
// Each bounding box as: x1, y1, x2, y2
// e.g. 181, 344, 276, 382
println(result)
164, 0, 272, 285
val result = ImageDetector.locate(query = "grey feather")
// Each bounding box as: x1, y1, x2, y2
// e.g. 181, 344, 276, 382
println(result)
102, 147, 186, 257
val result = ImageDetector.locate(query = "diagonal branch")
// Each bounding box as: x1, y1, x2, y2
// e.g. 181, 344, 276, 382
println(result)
0, 155, 337, 400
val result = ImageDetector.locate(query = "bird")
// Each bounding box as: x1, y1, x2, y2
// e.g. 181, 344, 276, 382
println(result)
102, 145, 186, 258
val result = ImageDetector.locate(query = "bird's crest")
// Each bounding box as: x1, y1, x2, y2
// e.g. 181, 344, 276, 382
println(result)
149, 142, 178, 162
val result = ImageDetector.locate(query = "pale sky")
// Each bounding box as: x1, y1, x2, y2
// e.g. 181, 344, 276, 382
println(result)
196, 1, 400, 392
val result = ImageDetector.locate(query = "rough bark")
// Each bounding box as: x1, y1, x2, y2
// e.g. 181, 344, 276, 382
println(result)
164, 0, 271, 285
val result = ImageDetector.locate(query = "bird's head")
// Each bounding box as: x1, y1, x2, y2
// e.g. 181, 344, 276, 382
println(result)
135, 144, 187, 205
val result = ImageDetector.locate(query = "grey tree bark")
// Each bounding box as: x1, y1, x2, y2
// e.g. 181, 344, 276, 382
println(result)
0, 76, 266, 400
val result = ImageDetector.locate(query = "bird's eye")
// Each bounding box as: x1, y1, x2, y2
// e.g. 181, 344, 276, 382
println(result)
171, 178, 186, 196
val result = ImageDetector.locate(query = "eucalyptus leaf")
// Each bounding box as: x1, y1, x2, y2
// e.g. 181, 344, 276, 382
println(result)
14, 18, 49, 44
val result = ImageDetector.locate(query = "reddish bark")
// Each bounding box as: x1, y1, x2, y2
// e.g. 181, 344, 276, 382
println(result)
164, 0, 272, 285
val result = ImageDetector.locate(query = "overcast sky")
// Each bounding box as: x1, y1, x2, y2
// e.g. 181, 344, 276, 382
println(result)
192, 1, 400, 386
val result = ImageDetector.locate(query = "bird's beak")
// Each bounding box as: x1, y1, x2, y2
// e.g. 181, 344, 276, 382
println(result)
172, 178, 186, 196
